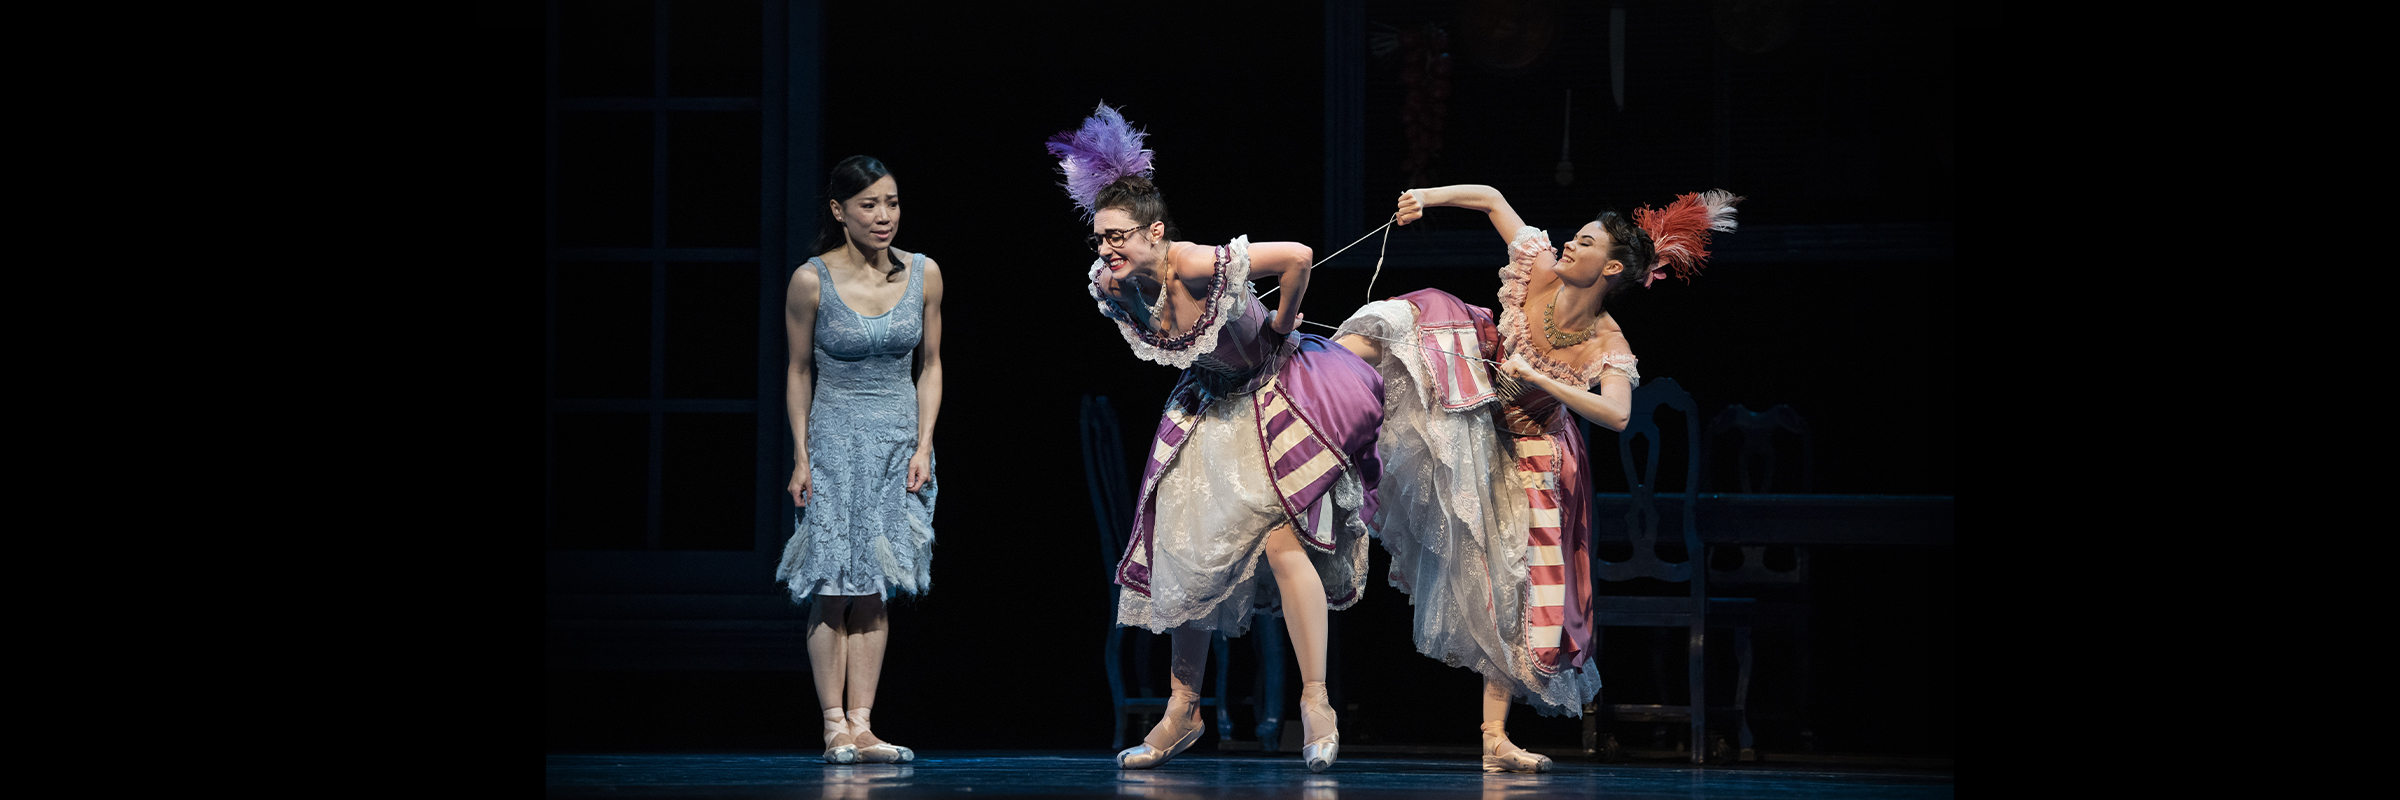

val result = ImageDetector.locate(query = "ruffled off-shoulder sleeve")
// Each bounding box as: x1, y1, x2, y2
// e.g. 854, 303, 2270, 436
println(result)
1496, 226, 1548, 311
1085, 236, 1252, 370
1590, 349, 1640, 388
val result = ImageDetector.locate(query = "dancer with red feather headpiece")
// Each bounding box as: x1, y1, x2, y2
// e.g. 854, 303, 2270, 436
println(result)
1333, 184, 1740, 772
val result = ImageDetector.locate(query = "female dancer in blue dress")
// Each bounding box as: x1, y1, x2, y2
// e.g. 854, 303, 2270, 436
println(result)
775, 155, 944, 765
1051, 105, 1385, 773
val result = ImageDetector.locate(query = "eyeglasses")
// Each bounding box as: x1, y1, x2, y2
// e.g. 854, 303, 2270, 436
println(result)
1086, 225, 1149, 252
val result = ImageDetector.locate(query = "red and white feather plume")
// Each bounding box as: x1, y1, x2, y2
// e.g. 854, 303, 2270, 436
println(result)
1632, 189, 1743, 287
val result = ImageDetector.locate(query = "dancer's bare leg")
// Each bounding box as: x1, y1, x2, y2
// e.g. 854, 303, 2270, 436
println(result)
1263, 523, 1338, 771
837, 593, 912, 762
1482, 678, 1512, 728
1480, 677, 1552, 773
841, 594, 888, 740
806, 596, 857, 761
1335, 334, 1381, 363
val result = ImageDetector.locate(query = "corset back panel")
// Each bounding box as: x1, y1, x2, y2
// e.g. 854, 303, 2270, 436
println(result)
1185, 283, 1297, 403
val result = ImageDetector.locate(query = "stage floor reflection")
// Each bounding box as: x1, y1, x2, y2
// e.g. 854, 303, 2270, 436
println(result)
546, 751, 1955, 799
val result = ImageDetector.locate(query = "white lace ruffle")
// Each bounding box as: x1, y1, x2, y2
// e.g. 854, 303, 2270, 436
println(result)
1493, 227, 1636, 389
1086, 236, 1253, 370
1508, 225, 1551, 266
1595, 350, 1641, 387
1334, 299, 1432, 409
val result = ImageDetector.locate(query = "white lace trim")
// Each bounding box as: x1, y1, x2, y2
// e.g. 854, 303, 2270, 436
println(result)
1595, 350, 1641, 387
1508, 226, 1551, 266
1334, 299, 1431, 410
1086, 236, 1253, 370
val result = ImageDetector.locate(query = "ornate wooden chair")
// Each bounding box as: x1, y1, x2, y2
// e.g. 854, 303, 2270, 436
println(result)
1079, 395, 1237, 750
1702, 403, 1817, 757
1579, 378, 1746, 764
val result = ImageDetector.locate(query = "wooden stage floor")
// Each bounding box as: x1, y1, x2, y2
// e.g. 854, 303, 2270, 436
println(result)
546, 751, 1956, 798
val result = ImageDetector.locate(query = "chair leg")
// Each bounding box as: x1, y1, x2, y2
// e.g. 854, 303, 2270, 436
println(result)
1133, 634, 1155, 698
1797, 614, 1816, 753
1106, 626, 1130, 750
1213, 632, 1234, 742
1583, 626, 1603, 757
1255, 614, 1285, 751
1735, 625, 1755, 760
1688, 622, 1707, 765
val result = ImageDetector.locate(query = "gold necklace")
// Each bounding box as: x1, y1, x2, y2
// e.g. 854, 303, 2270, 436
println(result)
1145, 241, 1174, 330
1543, 287, 1595, 349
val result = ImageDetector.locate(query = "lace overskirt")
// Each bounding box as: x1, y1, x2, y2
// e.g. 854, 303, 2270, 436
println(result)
1337, 299, 1600, 716
1114, 393, 1372, 636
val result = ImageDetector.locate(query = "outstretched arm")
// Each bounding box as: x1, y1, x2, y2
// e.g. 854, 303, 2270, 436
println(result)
907, 260, 945, 493
1395, 185, 1530, 243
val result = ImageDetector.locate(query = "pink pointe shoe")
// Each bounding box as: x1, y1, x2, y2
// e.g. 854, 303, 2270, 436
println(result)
1117, 690, 1205, 769
821, 708, 858, 764
846, 708, 914, 763
1301, 681, 1339, 773
1479, 720, 1553, 774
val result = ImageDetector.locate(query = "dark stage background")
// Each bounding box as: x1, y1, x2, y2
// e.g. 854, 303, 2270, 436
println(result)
538, 0, 1952, 758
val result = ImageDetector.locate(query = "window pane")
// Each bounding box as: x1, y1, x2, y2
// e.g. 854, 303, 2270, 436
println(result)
661, 412, 759, 550
665, 263, 760, 399
665, 111, 760, 247
555, 262, 651, 398
559, 0, 653, 97
557, 111, 654, 247
669, 0, 760, 97
551, 412, 650, 549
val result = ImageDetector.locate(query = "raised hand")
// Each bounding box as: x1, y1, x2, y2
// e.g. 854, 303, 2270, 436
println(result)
1396, 190, 1426, 226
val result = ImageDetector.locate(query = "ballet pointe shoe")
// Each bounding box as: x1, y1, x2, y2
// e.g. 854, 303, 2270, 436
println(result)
821, 708, 858, 764
1117, 690, 1205, 769
847, 708, 914, 764
1300, 681, 1339, 773
1479, 720, 1553, 774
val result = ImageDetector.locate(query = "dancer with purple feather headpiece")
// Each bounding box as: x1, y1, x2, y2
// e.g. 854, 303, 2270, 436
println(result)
1046, 104, 1154, 221
1052, 104, 1384, 774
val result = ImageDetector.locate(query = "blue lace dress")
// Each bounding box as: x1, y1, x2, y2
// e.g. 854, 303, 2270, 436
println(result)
775, 253, 938, 600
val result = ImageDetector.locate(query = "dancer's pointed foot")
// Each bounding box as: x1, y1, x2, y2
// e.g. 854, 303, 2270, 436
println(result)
1117, 690, 1205, 769
1478, 720, 1553, 774
1300, 681, 1339, 773
821, 707, 858, 764
846, 708, 914, 763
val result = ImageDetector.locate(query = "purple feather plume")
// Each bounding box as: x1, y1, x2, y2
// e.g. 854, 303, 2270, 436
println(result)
1046, 103, 1154, 220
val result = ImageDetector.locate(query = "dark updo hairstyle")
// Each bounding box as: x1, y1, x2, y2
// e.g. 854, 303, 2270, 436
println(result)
1594, 209, 1657, 305
1092, 174, 1180, 241
815, 155, 904, 269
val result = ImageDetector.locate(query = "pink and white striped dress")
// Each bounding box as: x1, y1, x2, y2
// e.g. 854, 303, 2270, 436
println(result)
1333, 226, 1635, 716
